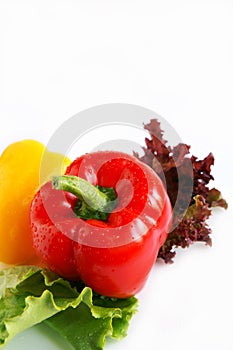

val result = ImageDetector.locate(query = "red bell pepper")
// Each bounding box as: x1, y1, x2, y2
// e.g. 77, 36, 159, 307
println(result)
30, 151, 172, 298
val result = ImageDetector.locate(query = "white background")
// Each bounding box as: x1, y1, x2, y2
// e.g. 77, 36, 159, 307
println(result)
0, 1, 233, 350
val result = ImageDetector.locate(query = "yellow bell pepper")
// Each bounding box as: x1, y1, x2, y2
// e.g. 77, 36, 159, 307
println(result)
0, 139, 70, 265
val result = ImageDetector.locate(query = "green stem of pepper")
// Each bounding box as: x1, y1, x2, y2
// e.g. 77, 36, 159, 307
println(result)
52, 175, 117, 221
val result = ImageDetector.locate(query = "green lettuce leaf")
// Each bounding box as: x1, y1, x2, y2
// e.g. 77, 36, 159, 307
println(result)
0, 266, 138, 349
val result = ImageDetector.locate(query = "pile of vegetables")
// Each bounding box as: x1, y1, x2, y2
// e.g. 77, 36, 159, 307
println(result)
0, 119, 227, 349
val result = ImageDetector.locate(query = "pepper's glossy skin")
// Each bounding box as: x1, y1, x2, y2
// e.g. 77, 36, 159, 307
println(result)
30, 151, 172, 297
0, 139, 70, 265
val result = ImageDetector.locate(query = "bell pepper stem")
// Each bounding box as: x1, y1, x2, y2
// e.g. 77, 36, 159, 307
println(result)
52, 175, 109, 212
